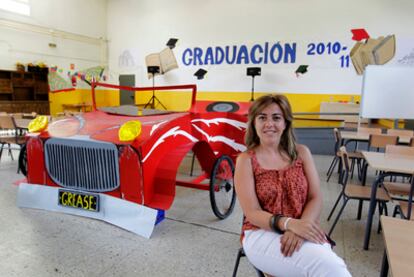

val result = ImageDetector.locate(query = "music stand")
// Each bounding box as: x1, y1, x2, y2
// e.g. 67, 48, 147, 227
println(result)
144, 66, 167, 110
246, 67, 261, 101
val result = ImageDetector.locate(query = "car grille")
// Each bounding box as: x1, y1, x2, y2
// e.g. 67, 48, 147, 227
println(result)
44, 138, 120, 192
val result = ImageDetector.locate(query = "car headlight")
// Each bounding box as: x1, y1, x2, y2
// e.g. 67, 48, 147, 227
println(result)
119, 120, 142, 141
28, 115, 49, 133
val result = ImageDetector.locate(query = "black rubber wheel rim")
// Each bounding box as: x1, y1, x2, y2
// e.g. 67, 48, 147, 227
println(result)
18, 143, 28, 176
209, 155, 236, 219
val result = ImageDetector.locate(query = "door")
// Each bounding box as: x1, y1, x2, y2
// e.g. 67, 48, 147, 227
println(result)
119, 74, 135, 105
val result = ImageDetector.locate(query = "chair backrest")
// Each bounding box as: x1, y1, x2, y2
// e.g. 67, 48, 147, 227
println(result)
368, 134, 398, 150
357, 127, 382, 135
333, 128, 342, 151
333, 128, 340, 142
385, 145, 414, 156
338, 146, 350, 186
387, 129, 414, 137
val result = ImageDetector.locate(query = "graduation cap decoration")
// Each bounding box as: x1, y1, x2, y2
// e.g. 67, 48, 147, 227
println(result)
166, 38, 178, 49
194, 68, 207, 80
351, 29, 370, 41
295, 65, 308, 77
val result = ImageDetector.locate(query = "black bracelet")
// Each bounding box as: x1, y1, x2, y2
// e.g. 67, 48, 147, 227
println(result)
269, 214, 284, 234
269, 215, 277, 232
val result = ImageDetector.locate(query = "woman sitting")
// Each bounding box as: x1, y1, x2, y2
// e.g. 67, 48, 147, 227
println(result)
234, 94, 351, 277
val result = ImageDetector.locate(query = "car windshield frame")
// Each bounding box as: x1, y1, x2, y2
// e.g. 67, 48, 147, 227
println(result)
91, 82, 197, 116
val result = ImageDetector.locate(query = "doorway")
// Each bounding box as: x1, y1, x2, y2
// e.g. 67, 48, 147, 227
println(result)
119, 74, 135, 105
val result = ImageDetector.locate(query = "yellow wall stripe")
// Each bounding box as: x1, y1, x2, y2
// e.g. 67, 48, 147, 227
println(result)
50, 89, 361, 116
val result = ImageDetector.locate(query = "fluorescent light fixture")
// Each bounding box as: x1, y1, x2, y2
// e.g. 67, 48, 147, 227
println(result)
0, 0, 31, 16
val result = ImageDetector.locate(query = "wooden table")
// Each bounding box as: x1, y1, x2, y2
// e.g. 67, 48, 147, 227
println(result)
380, 216, 414, 277
361, 151, 414, 249
341, 131, 412, 144
319, 102, 367, 123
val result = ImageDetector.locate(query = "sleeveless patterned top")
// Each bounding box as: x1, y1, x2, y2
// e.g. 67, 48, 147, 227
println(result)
242, 150, 309, 233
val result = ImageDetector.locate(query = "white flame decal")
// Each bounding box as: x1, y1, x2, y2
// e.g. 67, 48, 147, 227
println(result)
192, 124, 246, 152
142, 126, 198, 163
191, 118, 247, 130
150, 120, 168, 136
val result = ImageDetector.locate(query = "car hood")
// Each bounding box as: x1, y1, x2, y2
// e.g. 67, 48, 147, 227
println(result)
42, 110, 188, 145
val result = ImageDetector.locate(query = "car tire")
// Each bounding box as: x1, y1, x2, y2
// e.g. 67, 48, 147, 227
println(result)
209, 155, 236, 219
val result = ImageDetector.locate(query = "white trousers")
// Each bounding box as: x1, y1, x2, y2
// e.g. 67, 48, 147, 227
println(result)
243, 229, 352, 277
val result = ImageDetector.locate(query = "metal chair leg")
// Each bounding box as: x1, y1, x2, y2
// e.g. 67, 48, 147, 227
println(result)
189, 152, 196, 176
377, 202, 388, 234
380, 250, 389, 277
357, 159, 362, 181
232, 247, 266, 277
327, 192, 343, 221
328, 198, 349, 236
392, 205, 400, 217
255, 268, 266, 277
350, 159, 355, 179
377, 202, 383, 234
357, 200, 363, 220
0, 143, 4, 161
326, 156, 339, 182
326, 158, 334, 176
232, 248, 244, 277
7, 143, 14, 160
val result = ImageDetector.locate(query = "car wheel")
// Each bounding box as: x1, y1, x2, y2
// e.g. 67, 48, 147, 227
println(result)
209, 155, 236, 219
18, 143, 28, 176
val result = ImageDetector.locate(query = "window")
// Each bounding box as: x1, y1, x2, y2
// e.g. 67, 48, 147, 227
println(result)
0, 0, 30, 16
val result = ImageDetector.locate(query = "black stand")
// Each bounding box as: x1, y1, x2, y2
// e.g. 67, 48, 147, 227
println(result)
250, 76, 256, 101
246, 67, 261, 102
144, 66, 167, 110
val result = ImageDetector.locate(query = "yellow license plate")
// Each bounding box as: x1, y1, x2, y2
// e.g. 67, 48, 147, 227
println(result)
58, 189, 99, 212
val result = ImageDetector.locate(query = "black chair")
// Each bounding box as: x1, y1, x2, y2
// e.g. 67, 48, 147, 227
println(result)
327, 146, 390, 236
232, 246, 265, 277
326, 128, 364, 182
232, 214, 266, 277
0, 114, 26, 162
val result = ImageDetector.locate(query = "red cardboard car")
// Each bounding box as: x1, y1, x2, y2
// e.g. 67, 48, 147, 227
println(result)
18, 82, 249, 237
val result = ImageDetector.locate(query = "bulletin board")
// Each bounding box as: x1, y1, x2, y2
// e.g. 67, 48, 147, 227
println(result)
361, 65, 414, 119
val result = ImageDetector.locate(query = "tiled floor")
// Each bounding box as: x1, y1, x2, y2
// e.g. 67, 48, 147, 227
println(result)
0, 148, 389, 276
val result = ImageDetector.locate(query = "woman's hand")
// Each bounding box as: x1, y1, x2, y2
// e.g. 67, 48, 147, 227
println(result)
286, 218, 326, 244
280, 231, 304, 257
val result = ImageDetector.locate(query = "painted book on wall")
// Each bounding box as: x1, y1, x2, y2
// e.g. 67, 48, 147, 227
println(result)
145, 47, 178, 79
350, 35, 396, 75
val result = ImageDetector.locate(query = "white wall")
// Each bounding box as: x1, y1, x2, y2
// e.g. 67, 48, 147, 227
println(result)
107, 0, 414, 94
0, 0, 107, 83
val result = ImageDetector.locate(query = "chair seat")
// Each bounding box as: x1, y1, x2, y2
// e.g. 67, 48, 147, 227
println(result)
397, 201, 414, 220
345, 184, 390, 201
348, 151, 364, 159
336, 151, 363, 159
383, 181, 412, 197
